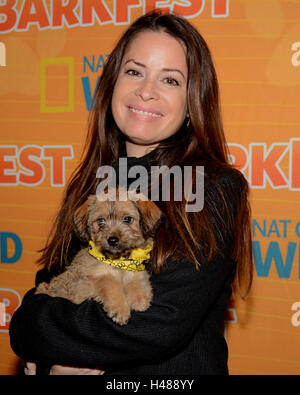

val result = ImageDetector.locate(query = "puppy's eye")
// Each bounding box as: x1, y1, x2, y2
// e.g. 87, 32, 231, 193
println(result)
96, 217, 106, 226
123, 216, 133, 224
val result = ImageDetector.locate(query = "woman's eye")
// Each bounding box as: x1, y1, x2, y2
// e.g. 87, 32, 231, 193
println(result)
123, 216, 133, 224
125, 69, 141, 77
163, 77, 179, 86
96, 218, 106, 226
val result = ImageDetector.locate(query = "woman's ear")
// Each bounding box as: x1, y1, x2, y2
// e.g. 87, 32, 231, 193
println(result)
135, 199, 162, 237
72, 195, 96, 242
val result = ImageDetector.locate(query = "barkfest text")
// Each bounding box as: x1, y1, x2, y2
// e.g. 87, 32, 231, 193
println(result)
1, 139, 300, 189
0, 0, 230, 33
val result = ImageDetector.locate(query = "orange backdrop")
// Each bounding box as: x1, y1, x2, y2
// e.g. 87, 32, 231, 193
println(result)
0, 0, 300, 375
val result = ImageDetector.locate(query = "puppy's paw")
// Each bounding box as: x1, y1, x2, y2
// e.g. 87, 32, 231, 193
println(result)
35, 282, 49, 295
128, 293, 152, 312
104, 301, 131, 325
125, 283, 152, 312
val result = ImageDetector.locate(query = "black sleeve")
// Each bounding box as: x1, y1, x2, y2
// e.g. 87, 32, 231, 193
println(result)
9, 169, 242, 369
10, 257, 235, 368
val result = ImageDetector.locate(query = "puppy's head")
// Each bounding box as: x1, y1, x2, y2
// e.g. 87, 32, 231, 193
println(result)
73, 188, 161, 259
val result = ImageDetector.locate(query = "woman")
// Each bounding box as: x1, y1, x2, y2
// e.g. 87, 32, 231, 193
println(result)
10, 11, 253, 375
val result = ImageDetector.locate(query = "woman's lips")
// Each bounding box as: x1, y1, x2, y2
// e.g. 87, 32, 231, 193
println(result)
128, 105, 163, 120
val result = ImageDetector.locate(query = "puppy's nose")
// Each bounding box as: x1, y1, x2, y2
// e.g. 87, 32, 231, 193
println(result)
107, 236, 119, 247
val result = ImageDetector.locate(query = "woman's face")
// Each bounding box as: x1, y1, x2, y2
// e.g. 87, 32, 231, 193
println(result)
111, 31, 188, 155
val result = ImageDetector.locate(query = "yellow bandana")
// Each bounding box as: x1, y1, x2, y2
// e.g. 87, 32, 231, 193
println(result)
88, 240, 153, 272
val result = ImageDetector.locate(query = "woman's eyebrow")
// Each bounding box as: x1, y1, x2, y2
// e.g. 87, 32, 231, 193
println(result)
162, 67, 186, 80
124, 59, 186, 80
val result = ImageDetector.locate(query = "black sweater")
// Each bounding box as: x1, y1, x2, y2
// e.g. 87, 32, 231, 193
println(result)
9, 152, 243, 375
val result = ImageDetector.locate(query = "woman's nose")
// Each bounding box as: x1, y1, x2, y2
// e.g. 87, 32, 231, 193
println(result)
135, 79, 159, 101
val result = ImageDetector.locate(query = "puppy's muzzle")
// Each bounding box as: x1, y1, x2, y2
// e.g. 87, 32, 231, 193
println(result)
107, 236, 119, 247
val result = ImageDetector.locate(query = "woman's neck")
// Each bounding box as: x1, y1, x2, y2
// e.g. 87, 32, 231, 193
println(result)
125, 140, 159, 158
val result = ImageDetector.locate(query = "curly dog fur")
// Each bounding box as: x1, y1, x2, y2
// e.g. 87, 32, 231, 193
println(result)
36, 188, 161, 325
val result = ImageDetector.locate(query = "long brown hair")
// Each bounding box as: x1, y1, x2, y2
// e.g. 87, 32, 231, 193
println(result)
39, 11, 253, 298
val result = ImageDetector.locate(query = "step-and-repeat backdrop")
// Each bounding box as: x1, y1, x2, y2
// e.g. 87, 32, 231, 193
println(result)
0, 0, 299, 375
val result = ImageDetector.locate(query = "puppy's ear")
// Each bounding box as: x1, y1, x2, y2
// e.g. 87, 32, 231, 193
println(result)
136, 199, 162, 236
72, 195, 96, 242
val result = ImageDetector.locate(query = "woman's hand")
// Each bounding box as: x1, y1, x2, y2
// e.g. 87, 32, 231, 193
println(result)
49, 365, 105, 375
24, 362, 105, 375
24, 362, 37, 375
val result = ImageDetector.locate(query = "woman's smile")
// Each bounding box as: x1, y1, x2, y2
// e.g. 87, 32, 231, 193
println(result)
128, 105, 164, 121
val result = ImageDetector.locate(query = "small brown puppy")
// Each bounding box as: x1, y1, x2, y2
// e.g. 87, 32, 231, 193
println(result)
36, 188, 161, 325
